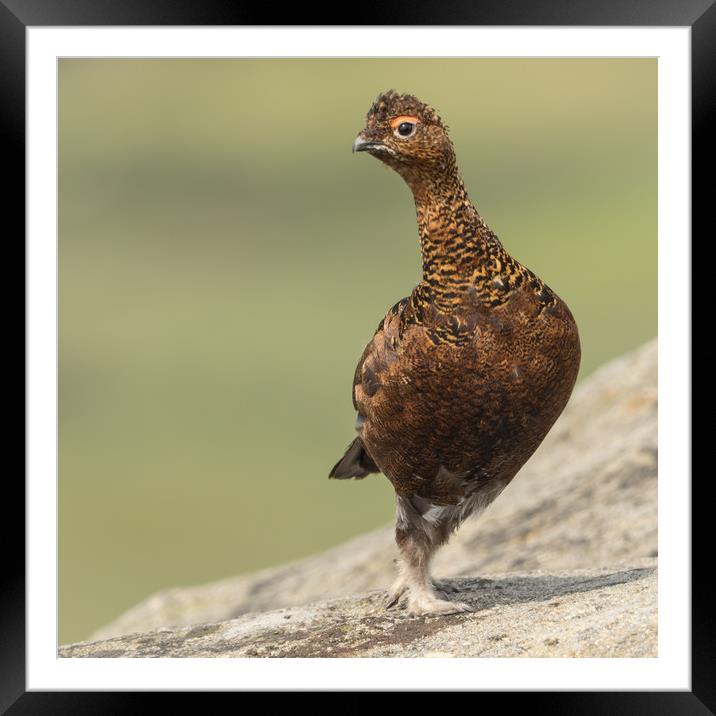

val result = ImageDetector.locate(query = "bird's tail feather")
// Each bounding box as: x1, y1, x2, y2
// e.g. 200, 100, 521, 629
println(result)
328, 438, 379, 479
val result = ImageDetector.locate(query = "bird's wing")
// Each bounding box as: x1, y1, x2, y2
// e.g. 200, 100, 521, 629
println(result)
352, 297, 409, 411
328, 297, 409, 481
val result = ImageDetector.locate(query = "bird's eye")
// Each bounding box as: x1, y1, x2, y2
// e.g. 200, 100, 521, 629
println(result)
395, 122, 415, 138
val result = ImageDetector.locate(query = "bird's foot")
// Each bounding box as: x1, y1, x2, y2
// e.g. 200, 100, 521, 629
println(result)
406, 593, 473, 616
384, 576, 409, 609
386, 578, 473, 615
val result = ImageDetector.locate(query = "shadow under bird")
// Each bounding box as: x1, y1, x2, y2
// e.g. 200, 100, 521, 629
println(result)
328, 91, 581, 616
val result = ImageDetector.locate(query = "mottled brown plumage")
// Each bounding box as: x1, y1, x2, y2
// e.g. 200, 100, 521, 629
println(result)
329, 91, 581, 614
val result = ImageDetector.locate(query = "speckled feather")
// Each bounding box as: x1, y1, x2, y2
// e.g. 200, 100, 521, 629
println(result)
329, 92, 581, 604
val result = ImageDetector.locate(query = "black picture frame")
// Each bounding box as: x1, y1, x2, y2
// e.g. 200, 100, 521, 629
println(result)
6, 0, 703, 709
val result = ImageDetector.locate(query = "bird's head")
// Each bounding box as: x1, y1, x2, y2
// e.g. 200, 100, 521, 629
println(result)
352, 90, 456, 187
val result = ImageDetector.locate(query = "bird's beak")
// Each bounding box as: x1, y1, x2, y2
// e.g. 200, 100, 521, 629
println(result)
352, 135, 383, 154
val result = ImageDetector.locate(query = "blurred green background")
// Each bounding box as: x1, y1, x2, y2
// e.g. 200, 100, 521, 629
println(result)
59, 58, 656, 644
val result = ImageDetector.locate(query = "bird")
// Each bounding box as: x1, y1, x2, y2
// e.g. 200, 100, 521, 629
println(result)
329, 91, 581, 616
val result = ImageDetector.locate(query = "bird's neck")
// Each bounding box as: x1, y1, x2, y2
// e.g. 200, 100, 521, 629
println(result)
409, 168, 500, 310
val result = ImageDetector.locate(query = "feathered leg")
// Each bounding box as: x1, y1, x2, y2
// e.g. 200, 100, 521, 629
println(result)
386, 496, 472, 615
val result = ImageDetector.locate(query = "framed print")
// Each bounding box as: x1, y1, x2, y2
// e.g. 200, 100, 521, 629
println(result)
7, 0, 705, 709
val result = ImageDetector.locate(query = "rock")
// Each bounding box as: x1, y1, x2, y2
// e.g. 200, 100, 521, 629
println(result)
60, 561, 657, 658
65, 339, 657, 657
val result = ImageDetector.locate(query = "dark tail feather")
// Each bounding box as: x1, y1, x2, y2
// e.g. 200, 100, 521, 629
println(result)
328, 438, 379, 479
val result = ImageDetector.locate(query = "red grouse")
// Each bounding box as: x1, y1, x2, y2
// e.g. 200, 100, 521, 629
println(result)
329, 91, 581, 615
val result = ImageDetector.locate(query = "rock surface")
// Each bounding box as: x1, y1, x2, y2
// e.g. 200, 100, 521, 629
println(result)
64, 339, 657, 658
61, 561, 656, 658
